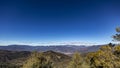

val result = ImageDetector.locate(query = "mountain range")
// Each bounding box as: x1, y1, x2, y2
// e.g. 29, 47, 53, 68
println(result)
0, 45, 102, 54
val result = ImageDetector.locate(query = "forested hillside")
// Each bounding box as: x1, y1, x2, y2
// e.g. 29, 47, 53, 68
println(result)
0, 44, 120, 68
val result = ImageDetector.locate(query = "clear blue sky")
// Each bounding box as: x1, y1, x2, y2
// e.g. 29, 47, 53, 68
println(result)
0, 0, 120, 45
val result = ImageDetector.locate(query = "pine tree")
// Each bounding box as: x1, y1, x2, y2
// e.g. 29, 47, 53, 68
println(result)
113, 27, 120, 41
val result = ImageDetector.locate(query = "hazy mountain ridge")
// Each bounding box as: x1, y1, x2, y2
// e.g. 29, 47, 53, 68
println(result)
0, 45, 102, 54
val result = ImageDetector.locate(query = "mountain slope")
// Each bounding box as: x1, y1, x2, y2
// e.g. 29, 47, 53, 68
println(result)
0, 49, 71, 68
0, 45, 102, 54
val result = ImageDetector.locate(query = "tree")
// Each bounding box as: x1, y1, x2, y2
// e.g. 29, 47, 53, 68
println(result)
22, 51, 53, 68
67, 52, 89, 68
86, 45, 120, 68
113, 27, 120, 41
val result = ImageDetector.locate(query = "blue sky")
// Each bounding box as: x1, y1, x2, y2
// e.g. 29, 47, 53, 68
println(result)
0, 0, 120, 45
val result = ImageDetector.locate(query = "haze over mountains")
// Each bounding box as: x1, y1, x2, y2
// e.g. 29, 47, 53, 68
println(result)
0, 45, 101, 54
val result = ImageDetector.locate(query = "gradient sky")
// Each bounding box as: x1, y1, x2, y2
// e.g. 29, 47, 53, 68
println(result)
0, 0, 120, 45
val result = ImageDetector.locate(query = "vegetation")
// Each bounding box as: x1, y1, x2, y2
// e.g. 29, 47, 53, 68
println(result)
22, 44, 120, 68
0, 44, 120, 68
86, 44, 120, 68
113, 27, 120, 41
22, 51, 53, 68
67, 52, 89, 68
